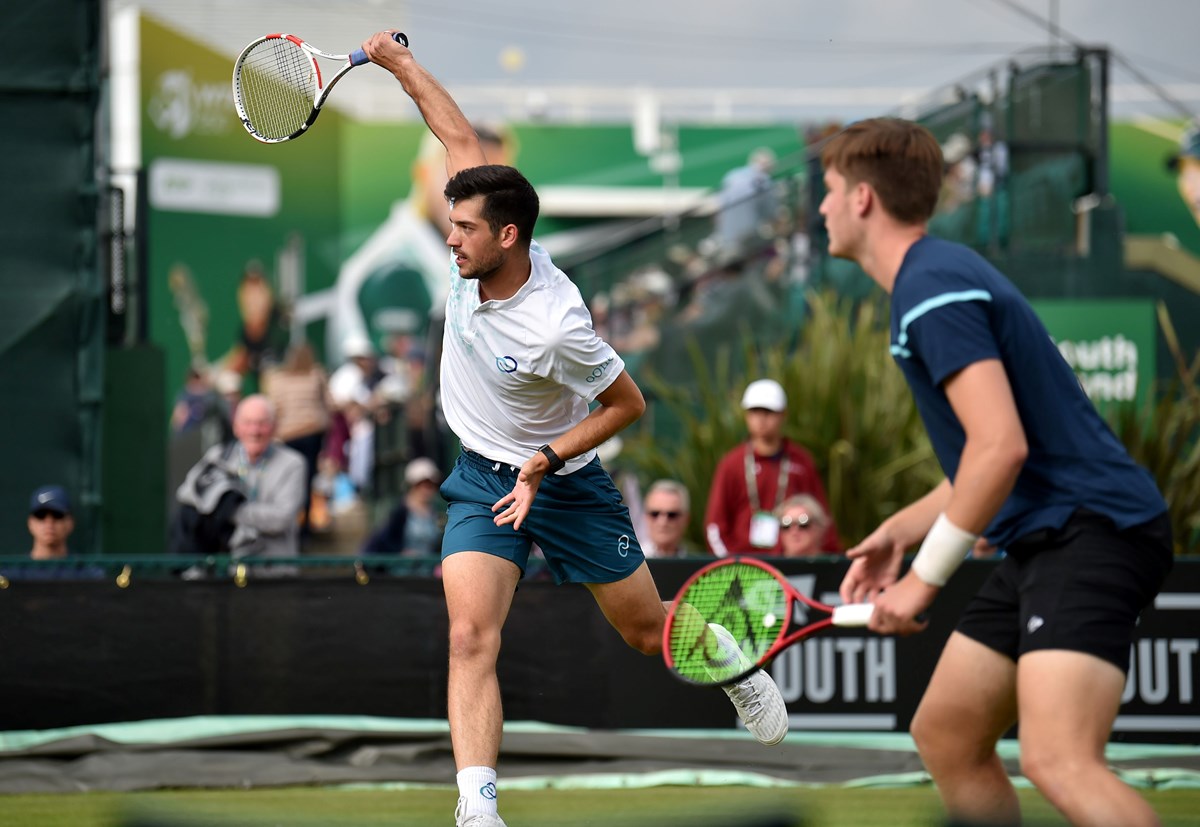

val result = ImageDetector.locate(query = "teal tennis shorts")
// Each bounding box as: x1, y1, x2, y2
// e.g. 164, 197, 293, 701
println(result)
439, 449, 645, 584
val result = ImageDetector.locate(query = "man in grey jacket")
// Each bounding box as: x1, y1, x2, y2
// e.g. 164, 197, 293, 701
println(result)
176, 394, 306, 571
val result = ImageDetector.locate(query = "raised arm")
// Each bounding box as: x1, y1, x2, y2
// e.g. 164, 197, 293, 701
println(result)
361, 31, 488, 177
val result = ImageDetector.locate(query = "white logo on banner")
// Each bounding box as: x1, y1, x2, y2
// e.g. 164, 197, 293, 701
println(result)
147, 70, 231, 138
149, 158, 280, 217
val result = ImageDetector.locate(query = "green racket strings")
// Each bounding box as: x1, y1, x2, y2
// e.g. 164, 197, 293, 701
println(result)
667, 562, 788, 685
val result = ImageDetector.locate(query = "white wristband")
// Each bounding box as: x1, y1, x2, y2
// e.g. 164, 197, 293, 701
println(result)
910, 513, 978, 587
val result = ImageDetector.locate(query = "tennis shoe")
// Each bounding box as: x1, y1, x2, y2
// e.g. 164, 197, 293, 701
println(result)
455, 796, 508, 827
708, 623, 789, 746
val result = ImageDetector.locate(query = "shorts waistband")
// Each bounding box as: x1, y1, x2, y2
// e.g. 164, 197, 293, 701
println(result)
461, 448, 519, 474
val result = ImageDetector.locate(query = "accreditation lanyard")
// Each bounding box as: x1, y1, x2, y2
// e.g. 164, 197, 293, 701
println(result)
236, 444, 272, 502
745, 448, 790, 549
744, 447, 791, 512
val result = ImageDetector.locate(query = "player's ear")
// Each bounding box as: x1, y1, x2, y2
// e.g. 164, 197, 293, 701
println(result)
499, 223, 520, 249
853, 180, 873, 217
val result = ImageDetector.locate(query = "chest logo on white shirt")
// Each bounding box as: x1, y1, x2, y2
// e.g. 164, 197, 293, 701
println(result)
496, 356, 518, 373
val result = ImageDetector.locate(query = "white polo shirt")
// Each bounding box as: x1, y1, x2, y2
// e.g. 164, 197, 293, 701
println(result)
440, 241, 625, 473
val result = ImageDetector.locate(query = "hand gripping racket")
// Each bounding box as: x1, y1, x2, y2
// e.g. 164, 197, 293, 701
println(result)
233, 31, 409, 143
663, 557, 875, 686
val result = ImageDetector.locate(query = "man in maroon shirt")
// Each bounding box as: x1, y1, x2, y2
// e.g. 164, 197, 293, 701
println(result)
704, 379, 839, 556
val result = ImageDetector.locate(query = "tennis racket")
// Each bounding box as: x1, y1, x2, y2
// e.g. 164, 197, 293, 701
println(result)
232, 31, 409, 143
663, 557, 875, 686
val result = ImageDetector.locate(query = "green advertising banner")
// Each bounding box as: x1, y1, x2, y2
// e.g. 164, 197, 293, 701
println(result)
140, 14, 355, 416
1031, 299, 1156, 413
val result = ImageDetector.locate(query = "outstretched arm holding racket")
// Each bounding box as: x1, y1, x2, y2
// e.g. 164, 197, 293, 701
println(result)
355, 37, 794, 827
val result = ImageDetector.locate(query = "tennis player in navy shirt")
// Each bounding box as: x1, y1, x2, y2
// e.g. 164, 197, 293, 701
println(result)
821, 118, 1172, 827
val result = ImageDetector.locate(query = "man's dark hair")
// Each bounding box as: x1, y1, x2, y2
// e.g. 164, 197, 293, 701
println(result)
820, 118, 943, 224
444, 164, 539, 248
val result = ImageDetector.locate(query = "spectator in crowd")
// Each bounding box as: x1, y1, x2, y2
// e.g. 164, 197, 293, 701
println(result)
774, 494, 832, 558
328, 333, 385, 494
638, 479, 706, 559
173, 395, 306, 573
361, 457, 444, 558
27, 485, 76, 561
1167, 119, 1200, 230
705, 378, 838, 556
262, 342, 331, 535
227, 260, 288, 389
171, 365, 222, 435
712, 147, 780, 254
3, 485, 104, 581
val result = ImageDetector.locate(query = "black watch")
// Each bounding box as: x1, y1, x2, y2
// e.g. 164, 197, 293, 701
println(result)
538, 444, 565, 474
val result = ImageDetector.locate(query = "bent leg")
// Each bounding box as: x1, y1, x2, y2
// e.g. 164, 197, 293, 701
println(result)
1017, 649, 1158, 827
911, 632, 1020, 825
442, 551, 521, 769
585, 562, 668, 655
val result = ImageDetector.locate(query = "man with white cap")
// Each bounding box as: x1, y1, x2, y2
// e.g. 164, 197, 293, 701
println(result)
705, 378, 839, 556
362, 457, 444, 558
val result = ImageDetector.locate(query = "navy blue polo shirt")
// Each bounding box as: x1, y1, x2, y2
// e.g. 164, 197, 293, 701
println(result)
889, 236, 1165, 547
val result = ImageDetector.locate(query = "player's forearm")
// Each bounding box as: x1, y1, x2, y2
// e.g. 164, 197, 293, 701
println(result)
549, 398, 642, 463
886, 479, 952, 548
543, 372, 644, 464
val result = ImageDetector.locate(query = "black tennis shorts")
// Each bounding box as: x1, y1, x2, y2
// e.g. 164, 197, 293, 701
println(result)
956, 508, 1174, 672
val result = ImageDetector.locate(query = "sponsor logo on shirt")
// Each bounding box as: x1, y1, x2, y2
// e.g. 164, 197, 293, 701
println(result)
496, 355, 518, 373
586, 356, 615, 383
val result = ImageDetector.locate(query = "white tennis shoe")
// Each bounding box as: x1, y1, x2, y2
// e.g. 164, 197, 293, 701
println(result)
708, 623, 789, 746
455, 796, 508, 827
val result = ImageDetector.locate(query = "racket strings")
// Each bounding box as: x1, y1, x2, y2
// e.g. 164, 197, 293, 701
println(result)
236, 39, 316, 140
667, 563, 787, 684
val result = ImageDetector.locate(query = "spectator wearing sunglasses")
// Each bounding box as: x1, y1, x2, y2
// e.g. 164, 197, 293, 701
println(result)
639, 479, 707, 559
774, 494, 831, 558
3, 485, 103, 581
28, 485, 75, 560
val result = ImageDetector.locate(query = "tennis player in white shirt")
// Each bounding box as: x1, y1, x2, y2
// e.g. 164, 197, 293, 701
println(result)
361, 32, 789, 827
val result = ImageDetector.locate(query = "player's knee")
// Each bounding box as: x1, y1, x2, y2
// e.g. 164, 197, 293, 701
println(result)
620, 625, 662, 656
1019, 743, 1086, 794
447, 618, 501, 663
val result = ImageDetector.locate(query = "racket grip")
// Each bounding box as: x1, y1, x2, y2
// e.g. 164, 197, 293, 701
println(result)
831, 603, 874, 627
350, 33, 408, 67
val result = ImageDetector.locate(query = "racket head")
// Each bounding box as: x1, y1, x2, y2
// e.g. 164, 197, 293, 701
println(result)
662, 557, 793, 687
233, 34, 320, 143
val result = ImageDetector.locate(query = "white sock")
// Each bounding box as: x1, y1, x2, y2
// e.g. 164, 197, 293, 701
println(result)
457, 766, 499, 817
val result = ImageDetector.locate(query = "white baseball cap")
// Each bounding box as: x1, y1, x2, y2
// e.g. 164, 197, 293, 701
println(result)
404, 457, 441, 487
741, 378, 787, 412
342, 333, 374, 360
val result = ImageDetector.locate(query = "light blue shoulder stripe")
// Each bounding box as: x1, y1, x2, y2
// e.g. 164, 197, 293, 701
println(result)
890, 289, 992, 359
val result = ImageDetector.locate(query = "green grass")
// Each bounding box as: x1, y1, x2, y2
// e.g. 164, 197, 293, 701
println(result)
4, 786, 1200, 827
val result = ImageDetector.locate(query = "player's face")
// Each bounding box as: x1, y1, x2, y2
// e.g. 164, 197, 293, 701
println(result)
447, 195, 508, 282
819, 167, 860, 260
